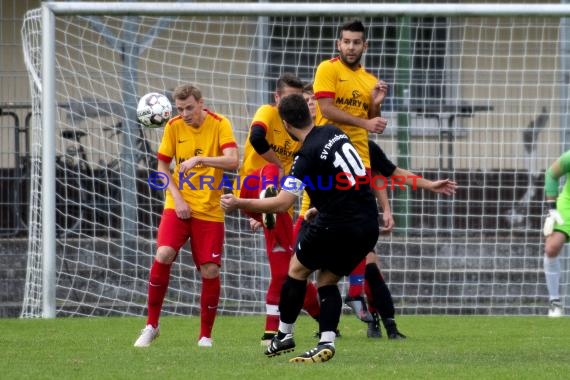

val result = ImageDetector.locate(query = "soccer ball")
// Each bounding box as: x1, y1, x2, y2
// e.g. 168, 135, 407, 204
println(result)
136, 92, 172, 128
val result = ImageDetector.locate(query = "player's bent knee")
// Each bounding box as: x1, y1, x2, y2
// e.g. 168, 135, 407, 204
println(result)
316, 270, 341, 287
155, 246, 177, 264
544, 232, 566, 258
200, 263, 220, 279
287, 255, 311, 280
545, 244, 563, 258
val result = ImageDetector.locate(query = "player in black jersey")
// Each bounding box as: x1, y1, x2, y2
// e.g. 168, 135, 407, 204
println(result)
221, 93, 379, 363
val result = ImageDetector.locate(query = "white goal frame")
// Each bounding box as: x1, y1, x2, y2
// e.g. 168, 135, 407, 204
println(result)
35, 1, 570, 318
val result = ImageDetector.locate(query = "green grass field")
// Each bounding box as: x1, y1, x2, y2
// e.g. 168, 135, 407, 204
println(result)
1, 314, 569, 379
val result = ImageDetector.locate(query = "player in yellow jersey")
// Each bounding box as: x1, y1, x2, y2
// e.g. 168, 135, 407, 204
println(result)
313, 20, 388, 169
134, 84, 239, 348
237, 73, 319, 345
313, 19, 392, 331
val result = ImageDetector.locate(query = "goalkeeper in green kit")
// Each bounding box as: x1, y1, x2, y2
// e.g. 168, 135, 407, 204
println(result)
542, 150, 570, 317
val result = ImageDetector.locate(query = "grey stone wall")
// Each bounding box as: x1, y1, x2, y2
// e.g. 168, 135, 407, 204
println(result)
0, 239, 27, 317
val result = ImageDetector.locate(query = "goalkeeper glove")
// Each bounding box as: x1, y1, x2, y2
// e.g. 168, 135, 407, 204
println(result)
543, 202, 564, 237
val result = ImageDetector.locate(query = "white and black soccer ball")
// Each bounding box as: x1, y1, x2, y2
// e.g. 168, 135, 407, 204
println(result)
136, 92, 172, 128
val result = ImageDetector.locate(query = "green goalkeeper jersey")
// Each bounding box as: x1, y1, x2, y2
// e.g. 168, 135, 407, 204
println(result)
546, 150, 570, 201
546, 150, 570, 236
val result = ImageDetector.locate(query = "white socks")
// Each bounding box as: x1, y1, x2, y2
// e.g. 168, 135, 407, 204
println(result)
544, 256, 561, 300
278, 321, 294, 335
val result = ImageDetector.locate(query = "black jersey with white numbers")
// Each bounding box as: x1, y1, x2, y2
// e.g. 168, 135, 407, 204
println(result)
283, 125, 378, 227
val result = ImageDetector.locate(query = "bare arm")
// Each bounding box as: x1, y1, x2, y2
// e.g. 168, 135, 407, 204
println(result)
158, 159, 191, 219
179, 146, 239, 173
391, 167, 457, 195
368, 80, 389, 119
319, 97, 367, 129
220, 190, 297, 214
203, 146, 239, 170
373, 176, 394, 232
318, 98, 387, 134
259, 149, 285, 179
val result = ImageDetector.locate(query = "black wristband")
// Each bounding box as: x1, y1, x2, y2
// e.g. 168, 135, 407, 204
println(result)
547, 200, 556, 210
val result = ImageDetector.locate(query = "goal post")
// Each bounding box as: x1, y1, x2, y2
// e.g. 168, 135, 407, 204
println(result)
22, 1, 570, 318
41, 4, 57, 319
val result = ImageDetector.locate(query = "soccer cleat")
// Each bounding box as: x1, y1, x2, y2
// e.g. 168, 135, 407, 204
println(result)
260, 331, 277, 346
387, 330, 407, 340
264, 333, 295, 357
198, 337, 213, 347
344, 295, 374, 323
260, 185, 278, 229
383, 318, 407, 340
367, 312, 382, 338
289, 342, 335, 363
133, 324, 159, 347
548, 299, 563, 318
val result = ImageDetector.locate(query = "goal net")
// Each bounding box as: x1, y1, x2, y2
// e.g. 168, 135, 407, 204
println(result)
21, 2, 570, 317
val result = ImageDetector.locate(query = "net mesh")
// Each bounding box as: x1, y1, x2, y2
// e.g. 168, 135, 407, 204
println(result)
21, 8, 569, 317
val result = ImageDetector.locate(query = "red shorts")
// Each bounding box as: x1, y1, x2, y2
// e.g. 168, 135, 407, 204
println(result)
239, 164, 293, 252
157, 209, 224, 269
239, 163, 281, 202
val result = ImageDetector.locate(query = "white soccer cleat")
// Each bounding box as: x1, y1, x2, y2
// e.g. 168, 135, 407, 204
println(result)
198, 337, 213, 347
134, 324, 159, 347
548, 300, 563, 318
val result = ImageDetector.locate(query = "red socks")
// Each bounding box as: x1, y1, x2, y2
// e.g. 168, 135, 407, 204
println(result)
200, 276, 221, 339
146, 260, 171, 328
303, 281, 320, 319
265, 250, 292, 332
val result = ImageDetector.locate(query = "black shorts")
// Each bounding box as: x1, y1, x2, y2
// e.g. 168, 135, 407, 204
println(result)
295, 220, 379, 277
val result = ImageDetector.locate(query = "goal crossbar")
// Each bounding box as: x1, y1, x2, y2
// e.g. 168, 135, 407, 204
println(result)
46, 2, 570, 17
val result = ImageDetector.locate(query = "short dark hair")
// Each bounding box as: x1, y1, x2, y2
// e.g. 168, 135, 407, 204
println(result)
303, 83, 314, 94
278, 94, 312, 129
339, 19, 366, 41
276, 72, 304, 94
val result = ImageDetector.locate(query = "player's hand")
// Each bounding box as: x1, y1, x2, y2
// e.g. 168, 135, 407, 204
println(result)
174, 198, 191, 219
372, 80, 389, 105
179, 156, 203, 173
220, 193, 239, 212
249, 217, 262, 231
380, 211, 395, 233
430, 179, 458, 196
543, 209, 564, 237
304, 207, 318, 222
364, 117, 388, 134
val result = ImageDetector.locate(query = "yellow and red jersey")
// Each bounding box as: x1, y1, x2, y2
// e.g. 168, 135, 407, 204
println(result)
157, 109, 237, 222
313, 56, 379, 168
238, 104, 299, 178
